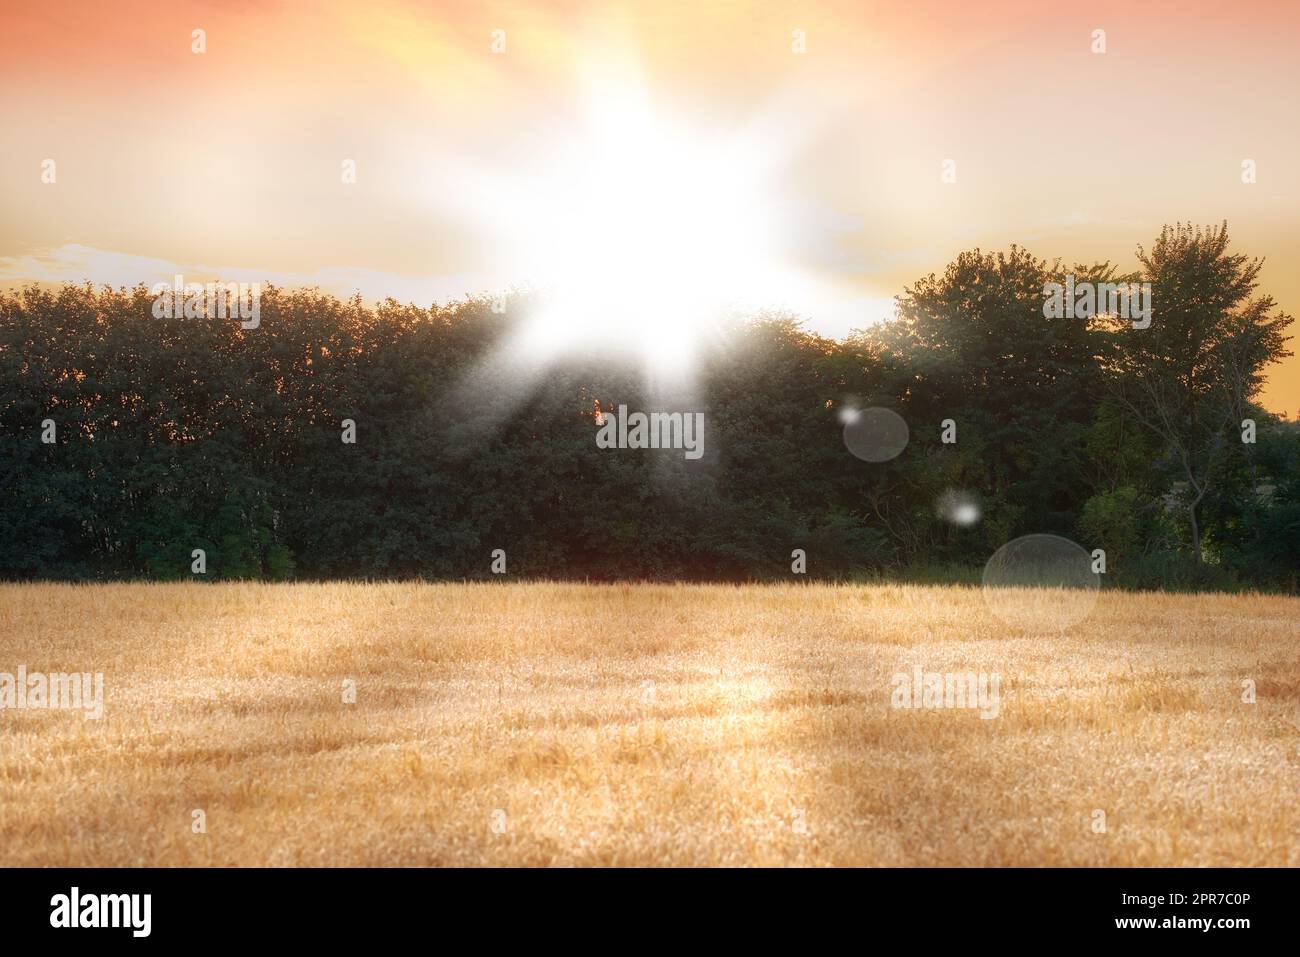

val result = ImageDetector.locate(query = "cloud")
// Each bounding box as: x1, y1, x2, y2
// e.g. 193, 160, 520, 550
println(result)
0, 244, 497, 306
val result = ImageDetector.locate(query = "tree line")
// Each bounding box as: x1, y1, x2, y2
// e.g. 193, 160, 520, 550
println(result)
1, 223, 1295, 589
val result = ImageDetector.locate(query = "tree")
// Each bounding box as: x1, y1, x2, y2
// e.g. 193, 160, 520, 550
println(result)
855, 245, 1105, 553
1105, 223, 1292, 564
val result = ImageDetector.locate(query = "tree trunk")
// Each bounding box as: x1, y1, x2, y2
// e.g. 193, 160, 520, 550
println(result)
1188, 504, 1202, 565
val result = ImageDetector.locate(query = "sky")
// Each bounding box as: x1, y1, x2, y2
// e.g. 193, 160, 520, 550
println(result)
1, 0, 1297, 412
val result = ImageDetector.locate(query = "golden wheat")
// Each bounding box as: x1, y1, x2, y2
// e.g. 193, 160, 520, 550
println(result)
0, 582, 1296, 866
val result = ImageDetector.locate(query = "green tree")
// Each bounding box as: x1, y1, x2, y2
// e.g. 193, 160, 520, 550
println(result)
1105, 223, 1292, 564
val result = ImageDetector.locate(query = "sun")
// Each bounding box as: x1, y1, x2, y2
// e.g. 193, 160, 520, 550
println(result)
430, 62, 811, 382
523, 95, 783, 371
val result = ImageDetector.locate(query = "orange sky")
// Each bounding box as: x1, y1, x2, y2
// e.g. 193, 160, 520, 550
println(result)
2, 0, 1297, 412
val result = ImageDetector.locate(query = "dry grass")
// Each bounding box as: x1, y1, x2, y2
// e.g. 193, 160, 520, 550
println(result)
0, 582, 1296, 867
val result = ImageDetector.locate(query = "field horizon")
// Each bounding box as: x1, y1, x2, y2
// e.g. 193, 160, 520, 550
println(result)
2, 581, 1295, 867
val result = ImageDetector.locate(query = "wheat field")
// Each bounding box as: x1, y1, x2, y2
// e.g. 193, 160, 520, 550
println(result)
0, 582, 1296, 867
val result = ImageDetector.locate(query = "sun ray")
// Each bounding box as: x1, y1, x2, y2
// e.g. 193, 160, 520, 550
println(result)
421, 48, 831, 402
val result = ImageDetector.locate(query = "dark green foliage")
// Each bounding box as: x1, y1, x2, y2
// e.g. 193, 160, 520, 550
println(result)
0, 224, 1294, 589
